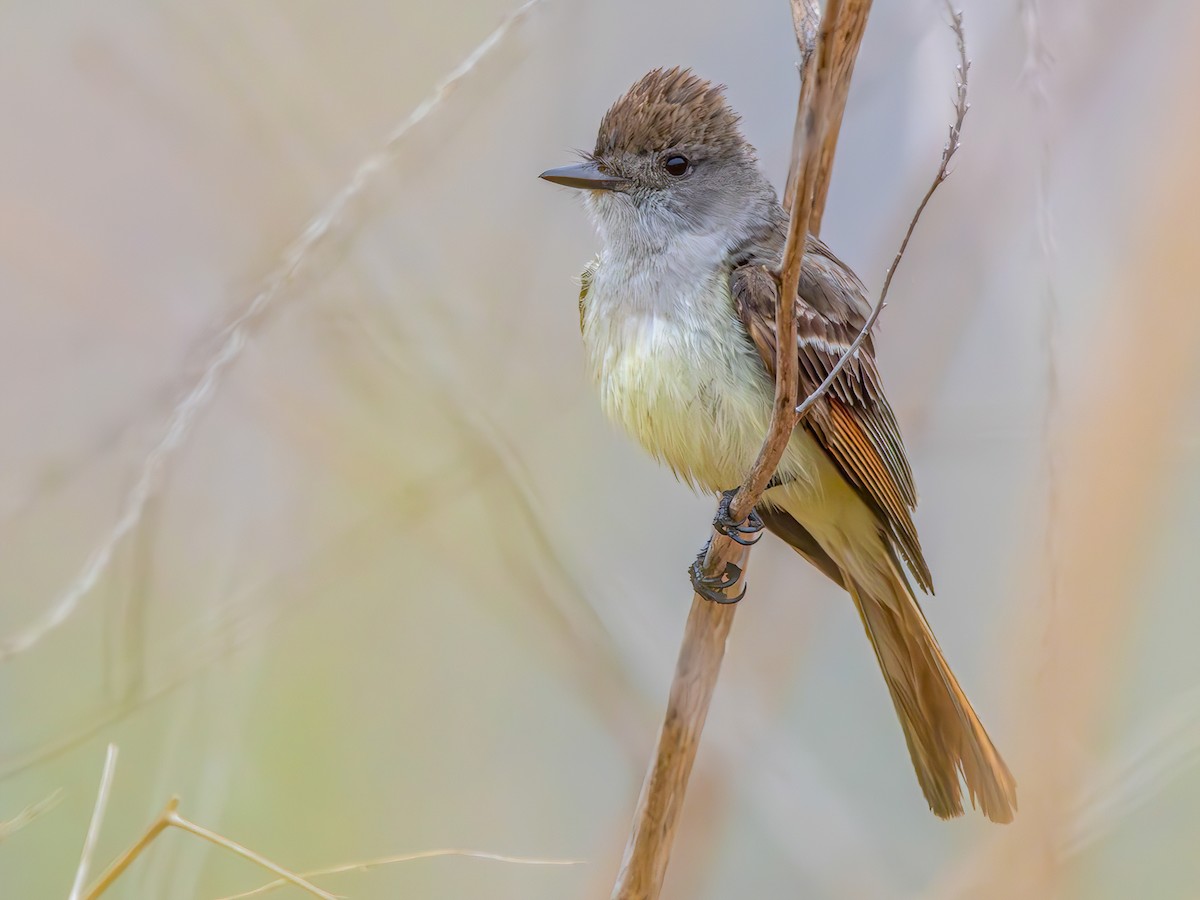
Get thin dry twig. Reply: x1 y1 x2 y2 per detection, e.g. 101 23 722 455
214 848 586 900
608 2 858 898
807 0 874 232
69 743 119 900
0 0 548 664
784 0 874 230
796 0 970 421
783 0 820 214
83 797 336 900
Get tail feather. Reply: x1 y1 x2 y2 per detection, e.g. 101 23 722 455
844 562 1017 824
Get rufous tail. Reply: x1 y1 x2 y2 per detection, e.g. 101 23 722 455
844 559 1017 823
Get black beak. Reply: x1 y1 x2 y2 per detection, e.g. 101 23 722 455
539 161 628 191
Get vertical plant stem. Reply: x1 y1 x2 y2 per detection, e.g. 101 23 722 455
608 2 874 897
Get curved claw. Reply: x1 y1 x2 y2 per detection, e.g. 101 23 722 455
713 489 764 546
689 550 746 605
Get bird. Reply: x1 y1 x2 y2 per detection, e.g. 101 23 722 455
539 67 1016 823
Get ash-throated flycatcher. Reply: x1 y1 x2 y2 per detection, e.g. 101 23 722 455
540 68 1016 823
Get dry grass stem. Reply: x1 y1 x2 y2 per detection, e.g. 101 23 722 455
784 0 871 224
609 2 860 898
807 0 872 232
783 0 820 214
215 848 586 900
786 0 875 230
0 0 548 664
83 796 335 900
68 743 119 900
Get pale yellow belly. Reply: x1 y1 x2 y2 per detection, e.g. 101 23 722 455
585 307 825 499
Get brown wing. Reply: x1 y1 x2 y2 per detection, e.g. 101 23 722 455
731 239 933 593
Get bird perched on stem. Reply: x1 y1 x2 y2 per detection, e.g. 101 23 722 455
540 67 1016 823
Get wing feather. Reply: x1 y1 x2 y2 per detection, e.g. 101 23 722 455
731 239 933 593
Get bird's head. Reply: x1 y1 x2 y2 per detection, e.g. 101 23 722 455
540 68 777 256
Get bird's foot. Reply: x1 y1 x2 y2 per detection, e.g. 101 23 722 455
689 543 746 605
713 489 763 546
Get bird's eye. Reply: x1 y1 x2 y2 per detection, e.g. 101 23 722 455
663 155 689 177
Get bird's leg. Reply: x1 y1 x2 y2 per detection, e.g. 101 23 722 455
689 541 746 604
712 488 764 546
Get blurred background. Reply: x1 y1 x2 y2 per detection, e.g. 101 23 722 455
2 0 1198 897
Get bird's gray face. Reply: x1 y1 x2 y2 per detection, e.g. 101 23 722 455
541 146 773 257
541 68 778 259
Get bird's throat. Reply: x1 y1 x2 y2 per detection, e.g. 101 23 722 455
581 258 780 493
